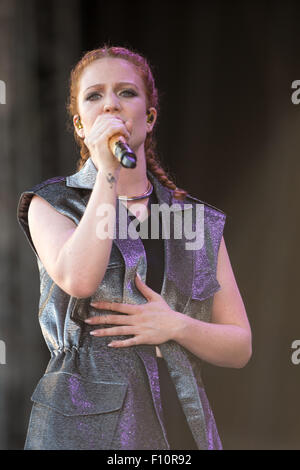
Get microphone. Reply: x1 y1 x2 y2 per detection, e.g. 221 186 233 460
109 134 137 169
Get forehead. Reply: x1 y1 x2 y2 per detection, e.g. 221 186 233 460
78 57 145 94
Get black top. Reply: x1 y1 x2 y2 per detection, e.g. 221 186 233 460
136 190 165 293
128 191 198 450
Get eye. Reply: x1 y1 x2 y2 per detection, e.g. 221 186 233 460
120 89 137 97
85 92 101 101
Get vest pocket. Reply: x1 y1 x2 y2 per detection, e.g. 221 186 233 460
31 371 127 415
26 372 127 449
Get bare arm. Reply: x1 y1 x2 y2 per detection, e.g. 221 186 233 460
173 237 252 368
28 168 120 298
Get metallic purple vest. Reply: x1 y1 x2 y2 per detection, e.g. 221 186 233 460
17 157 226 450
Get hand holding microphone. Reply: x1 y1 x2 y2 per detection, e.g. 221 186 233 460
108 134 136 169
83 115 136 172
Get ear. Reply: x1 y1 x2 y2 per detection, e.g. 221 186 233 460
73 114 85 139
146 107 157 133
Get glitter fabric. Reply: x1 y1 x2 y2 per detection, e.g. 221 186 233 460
17 157 226 450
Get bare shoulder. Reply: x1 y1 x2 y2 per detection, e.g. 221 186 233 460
28 194 76 279
28 194 76 232
212 237 251 334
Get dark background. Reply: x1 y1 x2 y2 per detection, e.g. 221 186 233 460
1 0 300 449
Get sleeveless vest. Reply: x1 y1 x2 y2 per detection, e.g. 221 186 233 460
17 157 226 450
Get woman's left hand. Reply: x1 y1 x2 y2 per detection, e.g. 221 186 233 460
84 274 183 347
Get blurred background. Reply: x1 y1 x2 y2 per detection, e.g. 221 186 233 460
1 0 300 450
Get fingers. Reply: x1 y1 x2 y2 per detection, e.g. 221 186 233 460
86 115 131 146
108 337 139 348
85 314 134 325
135 273 160 301
90 325 136 337
89 301 138 315
124 118 133 134
85 124 130 149
88 276 160 318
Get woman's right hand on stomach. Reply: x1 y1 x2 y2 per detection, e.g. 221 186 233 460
84 115 132 173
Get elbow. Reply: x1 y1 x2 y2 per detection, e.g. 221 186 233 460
59 275 103 299
66 286 95 299
234 351 252 369
233 334 252 369
53 252 108 299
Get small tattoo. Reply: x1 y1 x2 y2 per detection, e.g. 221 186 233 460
106 173 116 188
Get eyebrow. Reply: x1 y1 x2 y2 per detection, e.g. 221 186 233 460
83 82 139 94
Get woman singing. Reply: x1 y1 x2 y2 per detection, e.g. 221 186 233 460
17 45 252 450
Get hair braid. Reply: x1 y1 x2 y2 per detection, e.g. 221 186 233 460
145 137 187 201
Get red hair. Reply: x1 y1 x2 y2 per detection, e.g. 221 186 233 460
67 45 187 200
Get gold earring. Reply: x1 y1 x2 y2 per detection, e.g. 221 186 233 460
76 117 83 129
147 112 154 124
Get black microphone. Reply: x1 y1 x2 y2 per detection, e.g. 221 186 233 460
109 135 137 169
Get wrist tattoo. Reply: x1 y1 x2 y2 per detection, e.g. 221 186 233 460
106 173 116 188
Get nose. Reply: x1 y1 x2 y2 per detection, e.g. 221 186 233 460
103 94 121 113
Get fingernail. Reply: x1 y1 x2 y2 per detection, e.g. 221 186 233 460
136 272 141 279
84 318 92 323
